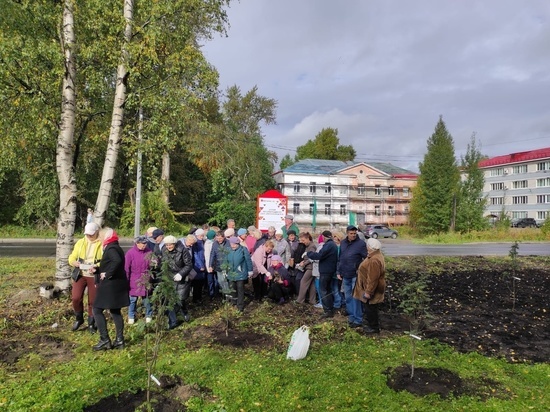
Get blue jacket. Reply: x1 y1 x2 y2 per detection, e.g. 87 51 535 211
210 239 230 272
225 245 253 281
307 238 338 275
337 236 368 278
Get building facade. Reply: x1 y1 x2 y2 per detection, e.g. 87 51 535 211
273 159 417 232
479 147 550 225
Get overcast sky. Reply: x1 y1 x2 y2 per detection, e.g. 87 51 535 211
202 0 550 172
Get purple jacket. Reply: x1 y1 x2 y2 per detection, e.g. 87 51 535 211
125 244 153 297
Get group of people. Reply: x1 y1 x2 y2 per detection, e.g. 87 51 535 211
68 214 387 351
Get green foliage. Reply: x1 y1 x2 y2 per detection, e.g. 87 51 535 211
279 153 296 170
540 215 550 236
410 116 460 235
295 127 356 161
455 134 489 233
118 190 188 234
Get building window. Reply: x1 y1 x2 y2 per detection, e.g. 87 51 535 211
404 206 410 214
374 185 381 196
491 182 504 190
512 211 527 219
293 203 300 214
388 186 395 196
310 182 316 193
536 178 550 187
490 197 504 205
490 168 504 176
309 203 315 214
512 180 528 189
324 183 331 193
537 195 550 204
403 187 409 197
293 181 300 193
388 206 395 216
513 165 527 174
324 204 331 215
374 205 381 216
538 211 548 220
340 205 346 215
357 184 365 195
512 196 528 204
537 161 550 171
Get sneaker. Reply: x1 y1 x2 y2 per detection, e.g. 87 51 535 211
313 303 323 309
363 326 380 334
128 318 135 325
145 317 152 323
348 322 362 329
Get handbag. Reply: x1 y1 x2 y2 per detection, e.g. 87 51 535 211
71 258 84 282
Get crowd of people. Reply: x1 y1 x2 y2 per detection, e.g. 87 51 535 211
68 214 386 350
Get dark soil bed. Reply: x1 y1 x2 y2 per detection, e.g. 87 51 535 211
385 365 507 399
385 256 550 363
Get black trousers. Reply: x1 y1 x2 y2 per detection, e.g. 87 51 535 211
252 275 267 300
362 302 381 330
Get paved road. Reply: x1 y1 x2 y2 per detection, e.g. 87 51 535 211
0 238 548 257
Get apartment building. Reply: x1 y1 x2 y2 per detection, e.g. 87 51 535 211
479 147 550 225
273 159 417 231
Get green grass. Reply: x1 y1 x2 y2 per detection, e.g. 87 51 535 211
0 257 548 412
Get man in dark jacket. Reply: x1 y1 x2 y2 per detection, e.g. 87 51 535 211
208 230 231 295
161 235 193 328
307 230 339 318
337 225 368 328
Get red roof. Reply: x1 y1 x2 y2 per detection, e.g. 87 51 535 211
478 147 550 168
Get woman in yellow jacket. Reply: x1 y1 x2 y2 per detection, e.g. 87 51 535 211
68 222 103 332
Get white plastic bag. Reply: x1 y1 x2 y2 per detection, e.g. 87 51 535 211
286 325 310 360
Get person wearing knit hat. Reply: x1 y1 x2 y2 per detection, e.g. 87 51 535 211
162 233 193 329
203 229 218 300
266 253 293 304
224 228 235 238
237 228 247 237
354 237 386 334
224 233 253 312
194 228 205 238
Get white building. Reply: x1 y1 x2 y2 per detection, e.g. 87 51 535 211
273 159 417 232
479 147 550 225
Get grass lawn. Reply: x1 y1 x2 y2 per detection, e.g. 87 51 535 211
0 257 548 412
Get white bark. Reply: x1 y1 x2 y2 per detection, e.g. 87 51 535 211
161 151 170 204
55 0 78 291
94 0 134 227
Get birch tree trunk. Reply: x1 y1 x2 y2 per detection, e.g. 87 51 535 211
94 0 134 227
55 0 77 291
161 151 170 204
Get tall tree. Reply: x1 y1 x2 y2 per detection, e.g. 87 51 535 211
295 127 356 161
93 0 134 227
55 0 78 291
279 153 295 170
410 116 460 234
206 85 277 225
455 134 488 233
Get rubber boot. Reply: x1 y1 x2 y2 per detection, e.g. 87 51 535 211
93 334 112 351
72 312 84 331
87 316 97 333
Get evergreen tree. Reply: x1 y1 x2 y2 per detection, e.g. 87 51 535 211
410 116 460 234
455 134 489 233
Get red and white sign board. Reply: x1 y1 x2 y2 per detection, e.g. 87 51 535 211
257 189 287 232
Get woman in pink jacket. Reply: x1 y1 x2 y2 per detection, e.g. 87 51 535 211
251 240 274 301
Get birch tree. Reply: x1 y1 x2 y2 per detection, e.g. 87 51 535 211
55 0 78 290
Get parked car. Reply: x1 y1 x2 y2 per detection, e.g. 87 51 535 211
364 225 398 239
511 218 540 228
